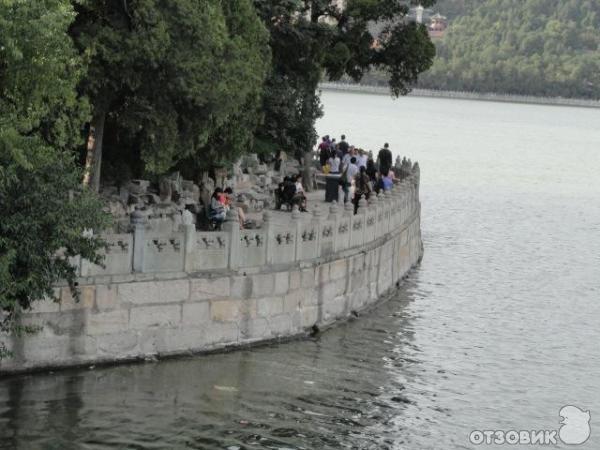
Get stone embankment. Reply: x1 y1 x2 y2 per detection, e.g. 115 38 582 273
0 166 423 374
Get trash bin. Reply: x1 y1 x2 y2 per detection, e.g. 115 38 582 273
325 174 341 202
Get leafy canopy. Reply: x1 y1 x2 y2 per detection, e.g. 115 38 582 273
255 0 437 158
0 0 109 352
72 0 271 177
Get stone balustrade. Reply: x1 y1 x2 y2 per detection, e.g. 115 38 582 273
76 168 420 279
0 165 422 374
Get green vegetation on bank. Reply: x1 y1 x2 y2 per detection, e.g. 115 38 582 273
0 1 109 356
0 0 436 354
420 0 600 99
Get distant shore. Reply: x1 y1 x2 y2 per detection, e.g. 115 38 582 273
320 82 600 109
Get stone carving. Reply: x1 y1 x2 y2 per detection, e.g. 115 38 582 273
169 238 181 252
302 229 316 242
322 226 333 238
353 221 363 231
151 239 167 252
339 223 348 234
106 240 129 254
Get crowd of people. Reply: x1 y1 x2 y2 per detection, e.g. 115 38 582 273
208 187 248 229
204 134 396 229
318 134 396 213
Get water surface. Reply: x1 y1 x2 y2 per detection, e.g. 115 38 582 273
1 92 599 449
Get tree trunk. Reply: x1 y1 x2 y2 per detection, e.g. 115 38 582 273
302 151 314 192
82 112 106 193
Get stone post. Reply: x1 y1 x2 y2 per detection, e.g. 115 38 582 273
224 207 240 270
344 200 353 246
131 208 147 273
263 210 274 265
358 197 368 244
368 195 378 243
182 210 196 272
328 201 339 253
312 204 323 257
376 192 385 239
384 190 393 234
291 205 302 261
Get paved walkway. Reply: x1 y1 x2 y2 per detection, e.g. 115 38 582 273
246 189 342 227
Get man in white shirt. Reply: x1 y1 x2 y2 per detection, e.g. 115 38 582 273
328 154 341 173
342 157 359 204
342 146 355 169
357 149 368 169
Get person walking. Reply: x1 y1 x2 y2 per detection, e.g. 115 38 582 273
353 166 372 214
341 156 359 204
377 142 393 177
338 134 349 156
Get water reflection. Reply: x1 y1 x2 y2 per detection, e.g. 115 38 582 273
0 279 427 449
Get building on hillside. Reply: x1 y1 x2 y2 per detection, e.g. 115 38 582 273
428 13 448 38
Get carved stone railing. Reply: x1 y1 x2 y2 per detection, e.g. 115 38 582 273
76 166 420 278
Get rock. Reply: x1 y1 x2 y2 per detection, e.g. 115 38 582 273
127 179 150 195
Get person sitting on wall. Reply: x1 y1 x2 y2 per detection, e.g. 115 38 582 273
209 187 227 228
224 187 249 229
382 172 394 191
328 152 341 174
275 176 300 211
294 174 308 212
353 166 372 214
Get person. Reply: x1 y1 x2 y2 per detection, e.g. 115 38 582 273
366 157 377 182
294 174 308 211
377 142 393 177
318 136 330 168
357 149 368 169
224 187 247 229
338 134 349 156
382 173 393 191
353 166 372 214
341 156 359 204
328 152 341 173
209 187 227 224
342 146 355 170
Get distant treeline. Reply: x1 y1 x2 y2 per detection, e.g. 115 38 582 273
365 0 600 100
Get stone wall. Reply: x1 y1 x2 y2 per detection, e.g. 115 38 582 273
0 170 423 374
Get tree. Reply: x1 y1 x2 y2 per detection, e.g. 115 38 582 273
0 0 109 356
418 0 600 99
72 0 270 189
254 0 437 189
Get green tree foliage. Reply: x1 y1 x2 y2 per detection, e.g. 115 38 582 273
0 0 109 354
72 0 270 188
255 0 437 162
419 0 600 99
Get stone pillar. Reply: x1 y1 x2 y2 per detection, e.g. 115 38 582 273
378 192 386 238
328 201 339 253
183 224 196 272
224 207 240 270
312 204 323 256
358 197 368 244
263 210 274 264
344 200 353 244
131 208 147 273
292 205 302 261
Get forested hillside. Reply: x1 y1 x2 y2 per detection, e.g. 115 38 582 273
418 0 600 99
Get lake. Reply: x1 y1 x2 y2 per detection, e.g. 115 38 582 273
1 91 599 449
